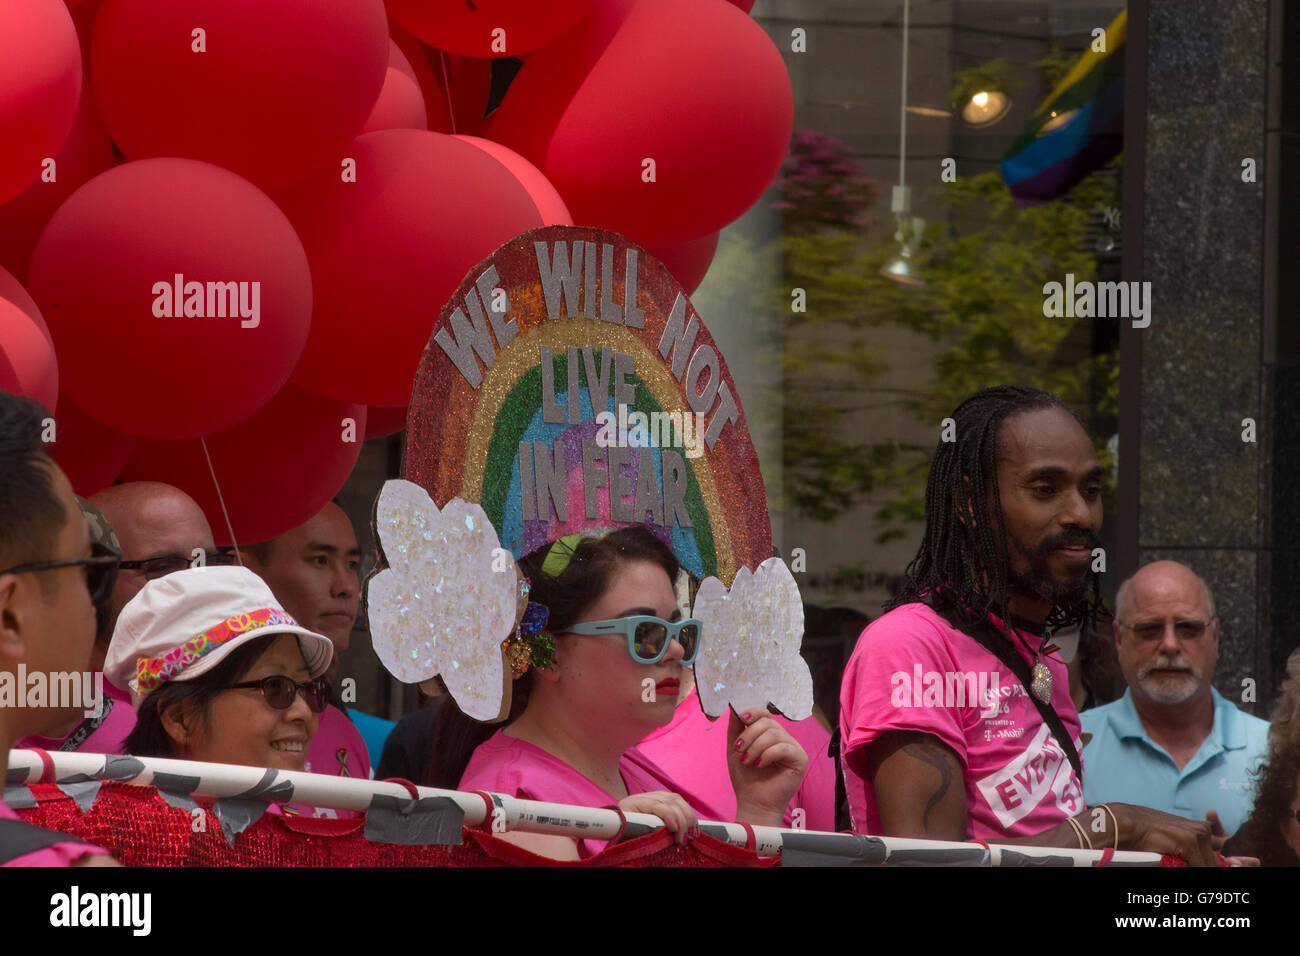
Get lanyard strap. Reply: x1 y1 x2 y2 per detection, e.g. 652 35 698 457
923 598 1084 785
58 694 116 752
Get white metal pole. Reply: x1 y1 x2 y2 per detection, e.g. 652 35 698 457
6 749 1162 865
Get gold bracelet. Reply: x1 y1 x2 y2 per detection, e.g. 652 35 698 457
1100 804 1120 850
1065 814 1091 850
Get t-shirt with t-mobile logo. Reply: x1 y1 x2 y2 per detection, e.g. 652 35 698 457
839 602 1084 840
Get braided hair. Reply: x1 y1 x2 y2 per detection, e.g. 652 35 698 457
887 385 1107 637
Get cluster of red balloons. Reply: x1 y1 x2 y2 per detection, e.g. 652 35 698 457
0 0 791 545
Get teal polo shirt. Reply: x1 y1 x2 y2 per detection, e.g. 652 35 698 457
1080 688 1270 837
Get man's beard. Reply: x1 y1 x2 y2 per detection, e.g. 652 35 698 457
1136 654 1203 705
1004 528 1097 622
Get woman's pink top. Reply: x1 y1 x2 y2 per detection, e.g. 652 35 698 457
459 729 726 858
637 686 835 831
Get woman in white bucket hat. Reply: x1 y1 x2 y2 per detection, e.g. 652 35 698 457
105 566 334 774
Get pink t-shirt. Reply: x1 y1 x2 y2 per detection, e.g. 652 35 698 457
459 730 726 858
16 678 136 756
839 602 1084 840
1 795 106 867
636 686 835 831
301 704 371 819
306 704 371 779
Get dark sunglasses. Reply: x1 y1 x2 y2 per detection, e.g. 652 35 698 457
0 541 120 607
118 549 238 580
568 615 703 665
226 675 331 714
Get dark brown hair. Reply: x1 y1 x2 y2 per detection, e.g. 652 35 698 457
422 525 679 788
0 392 63 573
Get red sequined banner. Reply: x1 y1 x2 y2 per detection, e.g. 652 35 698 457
16 783 776 867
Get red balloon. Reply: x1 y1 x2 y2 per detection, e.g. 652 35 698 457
0 0 82 205
361 67 427 133
390 23 450 132
389 23 492 135
0 78 112 282
49 393 134 496
386 0 597 58
454 135 571 226
726 0 756 11
0 298 58 411
90 0 389 192
364 403 407 440
0 348 19 397
646 231 720 296
275 129 543 406
488 0 793 247
121 384 367 547
0 264 51 341
387 38 417 83
69 0 101 73
27 158 314 440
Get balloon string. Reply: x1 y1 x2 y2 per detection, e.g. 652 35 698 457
437 49 458 135
199 435 241 562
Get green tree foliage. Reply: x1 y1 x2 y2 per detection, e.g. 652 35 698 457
770 129 1120 540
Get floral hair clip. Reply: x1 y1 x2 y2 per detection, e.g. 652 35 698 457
501 578 554 679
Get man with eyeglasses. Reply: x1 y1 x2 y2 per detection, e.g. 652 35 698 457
1 391 118 866
1081 560 1270 838
89 481 224 652
14 497 140 757
16 481 227 759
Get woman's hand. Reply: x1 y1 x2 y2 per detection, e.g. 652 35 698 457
727 707 808 827
618 791 698 845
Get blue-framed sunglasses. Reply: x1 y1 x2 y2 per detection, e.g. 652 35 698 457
567 615 703 665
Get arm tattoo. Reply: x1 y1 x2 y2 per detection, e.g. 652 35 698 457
896 731 954 832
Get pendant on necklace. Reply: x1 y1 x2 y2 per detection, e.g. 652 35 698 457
1030 659 1053 703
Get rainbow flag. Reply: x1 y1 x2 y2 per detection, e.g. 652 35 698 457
1000 10 1125 205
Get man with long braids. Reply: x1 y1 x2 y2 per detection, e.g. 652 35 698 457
839 385 1232 864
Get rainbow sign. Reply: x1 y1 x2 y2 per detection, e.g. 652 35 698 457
404 226 772 586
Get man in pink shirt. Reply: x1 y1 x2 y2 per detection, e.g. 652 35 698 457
0 392 116 866
839 386 1221 863
240 502 371 783
637 669 835 831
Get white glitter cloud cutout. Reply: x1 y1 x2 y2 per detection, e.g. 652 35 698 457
692 557 813 721
366 479 516 722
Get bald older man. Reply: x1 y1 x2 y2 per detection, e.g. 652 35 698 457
1080 560 1270 837
17 481 223 757
91 481 223 658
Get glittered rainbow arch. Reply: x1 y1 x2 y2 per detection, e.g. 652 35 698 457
404 226 772 585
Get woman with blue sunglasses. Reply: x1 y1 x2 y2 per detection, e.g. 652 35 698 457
431 526 809 860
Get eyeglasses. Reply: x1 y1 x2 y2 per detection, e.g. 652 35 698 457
226 675 331 714
1119 620 1213 642
568 615 703 665
0 542 120 607
118 549 238 580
